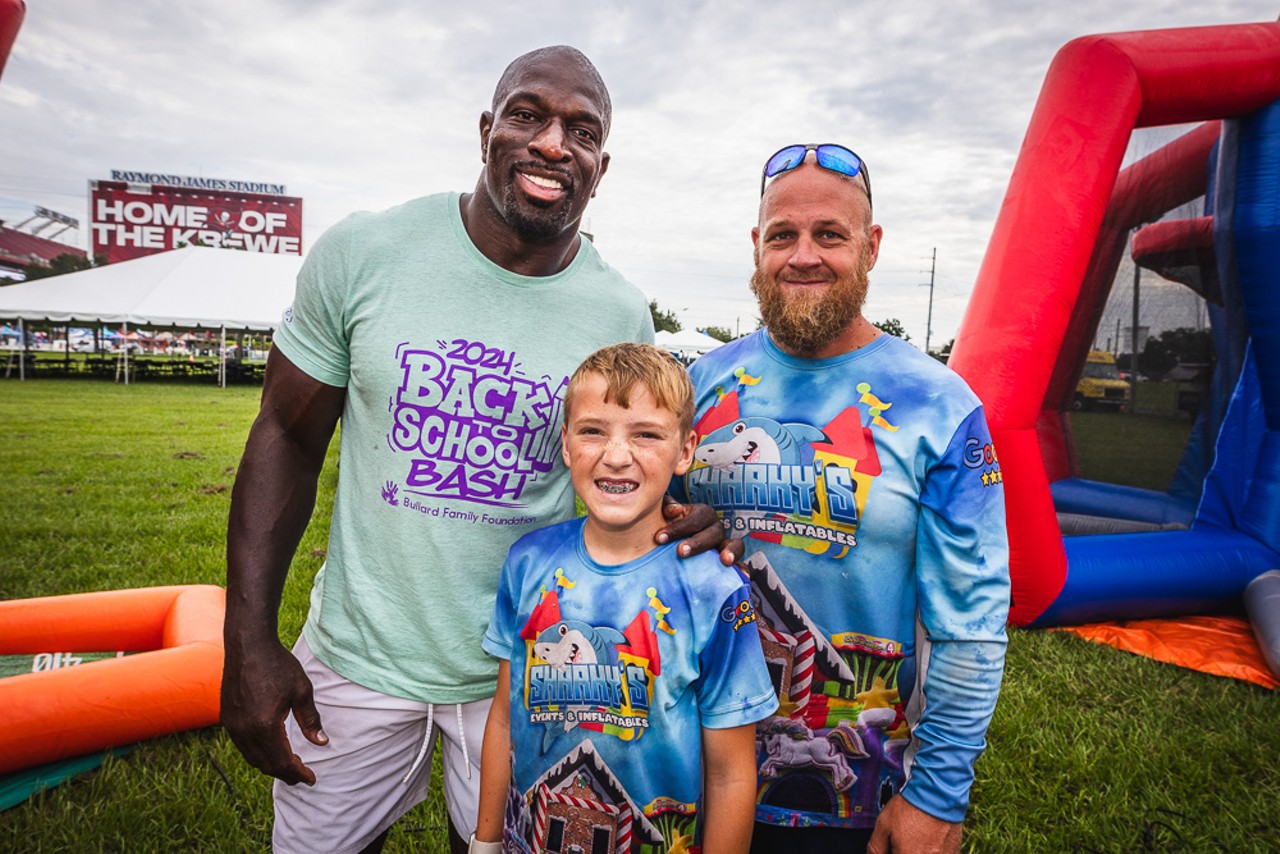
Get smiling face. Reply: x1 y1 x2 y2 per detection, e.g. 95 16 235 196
478 48 611 242
562 373 697 560
752 158 883 358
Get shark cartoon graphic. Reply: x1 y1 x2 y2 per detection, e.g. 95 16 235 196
531 620 627 753
695 417 828 471
534 620 625 668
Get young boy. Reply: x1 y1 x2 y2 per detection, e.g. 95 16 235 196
473 343 777 854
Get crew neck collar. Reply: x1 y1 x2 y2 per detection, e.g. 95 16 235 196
447 192 594 288
571 517 678 575
759 326 893 370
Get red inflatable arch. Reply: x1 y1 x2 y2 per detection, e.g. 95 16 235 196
948 23 1280 626
1039 122 1220 484
0 0 23 82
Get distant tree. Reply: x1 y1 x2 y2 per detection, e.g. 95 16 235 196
872 318 911 342
1125 327 1215 377
931 337 955 363
18 252 100 282
649 300 682 334
701 325 734 343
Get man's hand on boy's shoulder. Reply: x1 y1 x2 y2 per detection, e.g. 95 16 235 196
657 496 743 565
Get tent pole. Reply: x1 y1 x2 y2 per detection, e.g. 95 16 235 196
123 321 129 386
220 325 226 388
18 318 25 382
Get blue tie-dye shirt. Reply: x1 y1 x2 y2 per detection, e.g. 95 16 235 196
483 517 777 851
674 330 1010 829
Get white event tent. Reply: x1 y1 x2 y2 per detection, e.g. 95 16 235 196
0 246 302 384
0 245 301 330
655 328 725 359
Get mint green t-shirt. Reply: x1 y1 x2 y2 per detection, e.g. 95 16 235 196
272 193 654 703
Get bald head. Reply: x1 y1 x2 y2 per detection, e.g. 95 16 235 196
492 46 612 142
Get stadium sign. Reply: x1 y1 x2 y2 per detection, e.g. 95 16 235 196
89 179 303 264
109 169 287 195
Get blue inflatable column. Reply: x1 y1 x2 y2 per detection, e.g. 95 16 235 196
1228 101 1280 557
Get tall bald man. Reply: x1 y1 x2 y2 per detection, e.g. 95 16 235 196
222 46 729 853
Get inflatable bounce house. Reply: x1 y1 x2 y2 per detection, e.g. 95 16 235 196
949 22 1280 682
0 4 225 806
0 586 225 806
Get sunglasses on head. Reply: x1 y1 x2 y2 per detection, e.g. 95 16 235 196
760 143 872 208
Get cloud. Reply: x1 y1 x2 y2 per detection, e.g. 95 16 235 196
1 0 1275 342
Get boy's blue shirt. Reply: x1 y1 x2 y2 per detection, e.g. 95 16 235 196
674 330 1010 828
484 516 777 848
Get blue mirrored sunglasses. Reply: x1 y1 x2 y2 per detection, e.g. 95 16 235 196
760 143 872 208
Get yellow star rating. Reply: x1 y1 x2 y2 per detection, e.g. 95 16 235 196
981 468 1004 487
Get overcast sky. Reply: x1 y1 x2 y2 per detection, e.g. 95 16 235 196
1 1 1275 346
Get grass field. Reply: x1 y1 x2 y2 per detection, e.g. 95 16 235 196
1069 407 1194 493
1 380 1277 851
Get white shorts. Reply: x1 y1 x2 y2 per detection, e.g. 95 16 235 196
272 635 492 854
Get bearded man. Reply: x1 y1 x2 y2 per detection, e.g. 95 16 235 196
676 145 1011 853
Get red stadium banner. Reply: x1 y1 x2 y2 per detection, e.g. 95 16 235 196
89 180 302 264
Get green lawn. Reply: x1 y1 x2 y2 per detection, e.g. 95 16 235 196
1 380 1276 851
1069 407 1194 492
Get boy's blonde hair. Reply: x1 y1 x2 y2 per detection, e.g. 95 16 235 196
564 343 695 432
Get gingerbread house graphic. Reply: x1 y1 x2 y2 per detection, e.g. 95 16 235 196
742 551 857 720
742 551 909 820
525 739 664 854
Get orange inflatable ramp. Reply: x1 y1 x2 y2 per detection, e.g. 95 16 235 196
1060 616 1280 691
0 585 225 775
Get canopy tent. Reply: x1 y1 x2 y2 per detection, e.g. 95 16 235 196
0 246 302 385
655 328 725 358
0 245 301 331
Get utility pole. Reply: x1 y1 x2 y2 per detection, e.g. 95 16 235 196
920 247 937 354
1130 256 1140 415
